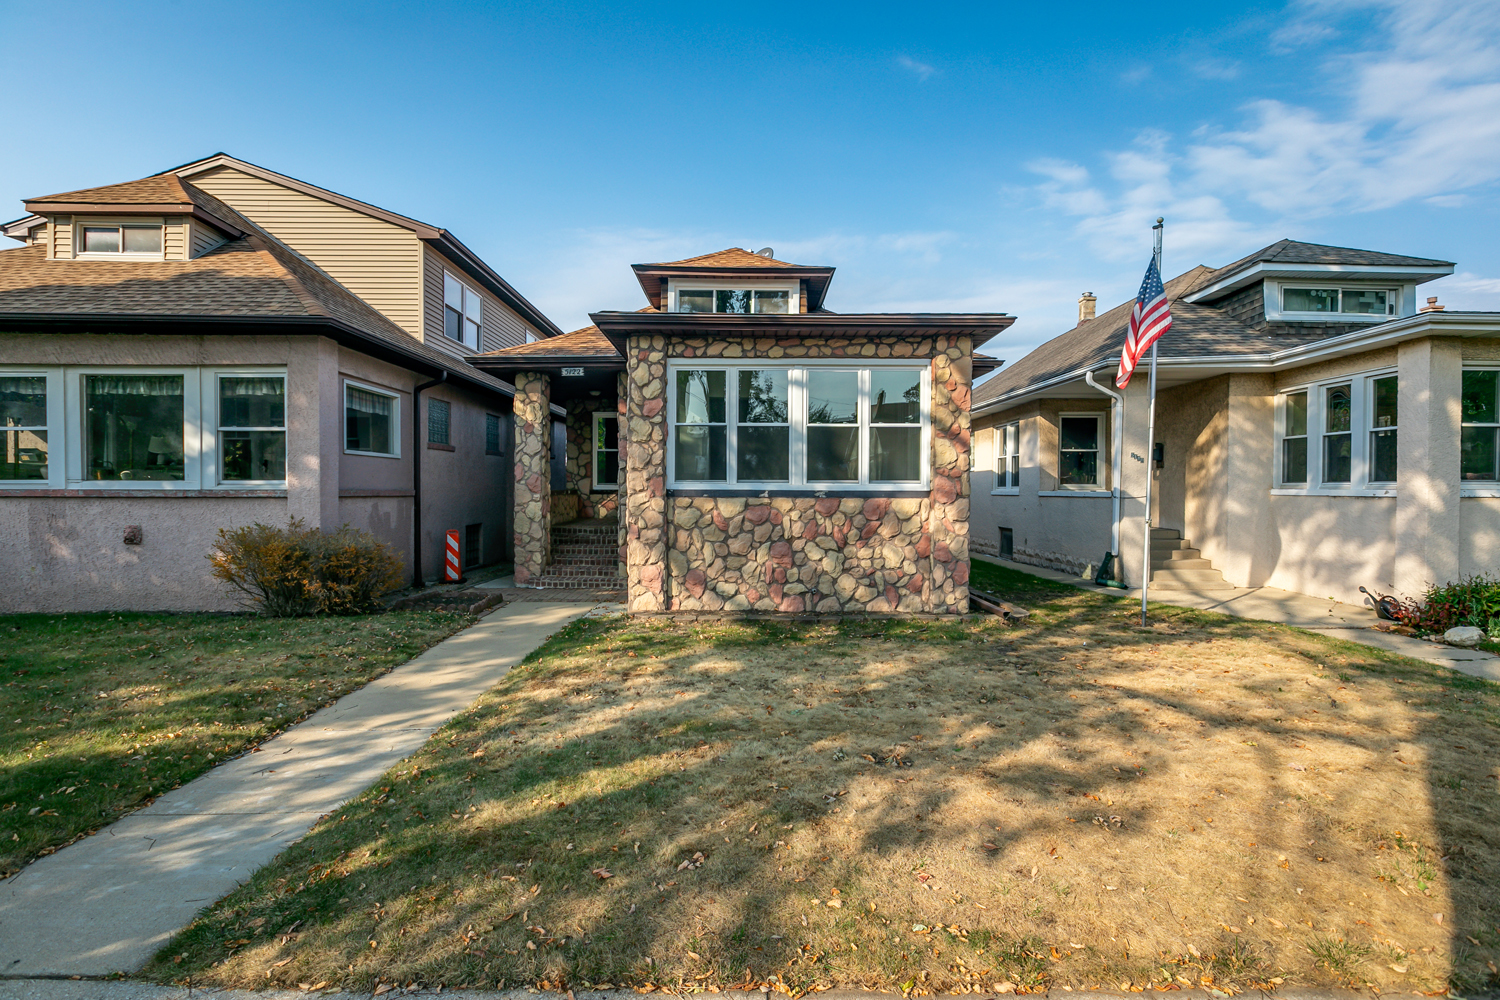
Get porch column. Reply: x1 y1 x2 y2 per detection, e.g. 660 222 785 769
617 371 627 584
625 336 668 612
512 372 551 586
1394 337 1463 598
929 336 972 613
1221 373 1275 587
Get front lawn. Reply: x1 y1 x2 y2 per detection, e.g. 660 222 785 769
1 610 474 877
151 565 1500 995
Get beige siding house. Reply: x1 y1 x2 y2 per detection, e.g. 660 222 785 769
971 240 1499 607
0 155 561 612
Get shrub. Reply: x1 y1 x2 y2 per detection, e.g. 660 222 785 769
210 519 404 616
1390 574 1500 635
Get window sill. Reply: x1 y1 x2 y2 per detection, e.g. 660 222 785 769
0 488 287 498
345 449 401 460
591 485 620 493
426 442 455 452
990 488 1020 496
667 485 930 498
1270 488 1397 497
1039 489 1110 497
1462 487 1500 498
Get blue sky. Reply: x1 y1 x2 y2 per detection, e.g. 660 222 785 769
4 0 1500 369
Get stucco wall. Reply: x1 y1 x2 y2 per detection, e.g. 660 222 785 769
1 496 287 612
1264 495 1397 602
622 332 972 614
1460 499 1500 580
415 380 512 578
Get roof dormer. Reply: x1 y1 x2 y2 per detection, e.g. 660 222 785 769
22 174 244 261
630 248 836 313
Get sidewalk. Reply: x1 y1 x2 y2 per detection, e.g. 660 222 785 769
978 555 1500 683
0 601 601 978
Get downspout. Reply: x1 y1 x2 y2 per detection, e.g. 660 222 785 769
1084 369 1125 586
410 371 448 589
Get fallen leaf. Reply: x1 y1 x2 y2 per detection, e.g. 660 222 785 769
592 868 613 879
826 899 843 908
373 986 393 996
1389 965 1408 974
993 983 1017 994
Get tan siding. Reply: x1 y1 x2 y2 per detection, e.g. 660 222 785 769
189 220 227 258
49 216 71 259
421 245 535 353
164 217 187 260
186 166 424 336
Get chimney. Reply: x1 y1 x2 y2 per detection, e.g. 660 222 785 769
1420 296 1445 312
1078 292 1097 324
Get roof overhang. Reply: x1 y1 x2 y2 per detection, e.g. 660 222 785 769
167 153 563 338
2 214 44 243
974 311 1500 417
1183 261 1455 303
630 264 836 311
0 312 558 409
20 200 246 239
592 310 1013 343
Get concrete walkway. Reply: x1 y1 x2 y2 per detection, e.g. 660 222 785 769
0 601 599 978
978 555 1500 683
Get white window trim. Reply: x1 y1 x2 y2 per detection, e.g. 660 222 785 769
1274 367 1398 495
1056 411 1104 489
344 378 402 459
0 368 62 488
592 410 618 489
442 271 483 349
1040 489 1112 498
1264 280 1403 323
667 278 800 314
664 359 930 491
210 369 288 488
991 420 1020 495
1461 365 1500 486
71 217 167 261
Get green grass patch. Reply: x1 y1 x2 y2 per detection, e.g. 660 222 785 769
0 610 472 876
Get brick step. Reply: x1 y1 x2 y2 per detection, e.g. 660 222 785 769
541 564 624 577
533 577 627 590
550 543 620 557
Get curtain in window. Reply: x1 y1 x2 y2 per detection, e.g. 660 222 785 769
347 387 392 415
84 376 183 396
220 377 284 397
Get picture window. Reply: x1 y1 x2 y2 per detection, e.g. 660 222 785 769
85 375 184 482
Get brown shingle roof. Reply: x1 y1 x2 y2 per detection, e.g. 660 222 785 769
974 266 1325 408
1210 239 1454 278
472 325 620 361
647 247 806 269
26 174 201 207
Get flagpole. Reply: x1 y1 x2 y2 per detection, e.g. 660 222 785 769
1141 218 1163 627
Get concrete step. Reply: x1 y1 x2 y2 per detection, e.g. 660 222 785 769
1153 547 1203 561
1150 527 1182 540
1150 538 1193 552
1149 568 1235 590
1151 557 1213 570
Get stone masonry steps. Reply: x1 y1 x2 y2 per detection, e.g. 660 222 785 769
1148 528 1234 591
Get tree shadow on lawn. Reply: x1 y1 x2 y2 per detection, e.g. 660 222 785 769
147 579 1500 996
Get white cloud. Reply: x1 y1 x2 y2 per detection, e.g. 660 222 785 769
897 55 936 81
1032 0 1500 264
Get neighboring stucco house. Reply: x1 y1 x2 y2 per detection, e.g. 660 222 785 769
472 248 1012 614
0 154 561 612
970 239 1500 606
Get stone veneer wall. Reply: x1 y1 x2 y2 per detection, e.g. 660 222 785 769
623 333 972 614
511 372 551 585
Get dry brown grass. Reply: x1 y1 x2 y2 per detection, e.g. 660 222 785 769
149 567 1500 995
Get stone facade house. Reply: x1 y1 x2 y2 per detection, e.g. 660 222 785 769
0 155 560 612
473 249 1011 614
969 239 1500 607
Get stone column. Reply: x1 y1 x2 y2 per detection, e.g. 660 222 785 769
512 372 551 586
1395 337 1463 598
616 371 627 584
624 336 668 611
928 335 973 613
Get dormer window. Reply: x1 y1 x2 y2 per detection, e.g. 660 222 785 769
676 288 791 314
1282 286 1396 316
79 224 162 256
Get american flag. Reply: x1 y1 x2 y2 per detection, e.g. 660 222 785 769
1115 256 1172 388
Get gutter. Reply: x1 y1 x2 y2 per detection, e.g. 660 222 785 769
410 371 447 589
1084 370 1125 586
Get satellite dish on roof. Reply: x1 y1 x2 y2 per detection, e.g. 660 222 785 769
756 247 775 258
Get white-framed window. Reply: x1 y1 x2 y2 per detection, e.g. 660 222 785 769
0 365 289 490
345 380 400 458
443 271 482 348
1057 413 1101 487
993 421 1019 492
666 362 929 489
1462 368 1500 483
217 374 286 484
669 280 798 315
1 373 51 482
593 411 618 488
74 221 164 259
1280 285 1398 318
1275 368 1398 492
